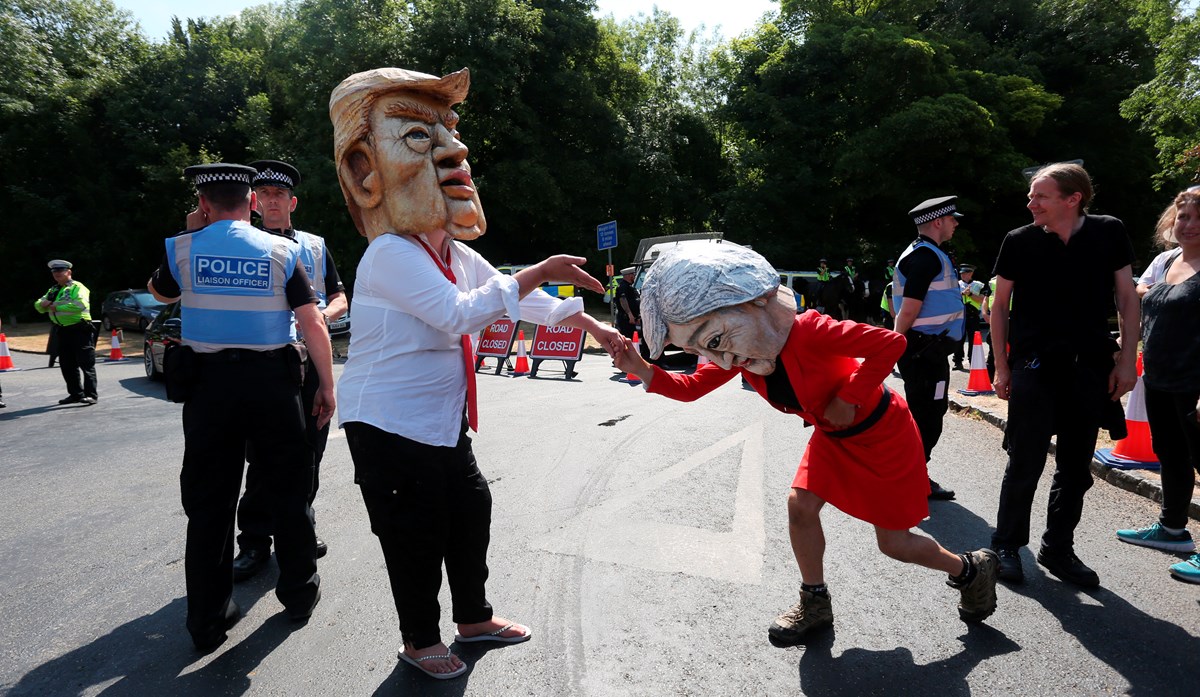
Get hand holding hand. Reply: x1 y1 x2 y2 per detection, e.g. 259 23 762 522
590 323 625 358
612 339 652 384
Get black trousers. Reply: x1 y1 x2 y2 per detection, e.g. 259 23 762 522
991 355 1109 552
180 351 318 643
238 359 327 551
897 342 951 462
346 420 493 650
1144 386 1200 530
56 322 96 399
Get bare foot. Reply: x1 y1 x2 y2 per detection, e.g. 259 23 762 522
456 615 531 641
402 641 464 675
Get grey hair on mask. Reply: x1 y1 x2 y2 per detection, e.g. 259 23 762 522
641 244 780 358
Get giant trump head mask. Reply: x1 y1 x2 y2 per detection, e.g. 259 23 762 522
330 67 486 241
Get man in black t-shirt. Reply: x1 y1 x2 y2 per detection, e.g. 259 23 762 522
988 163 1139 588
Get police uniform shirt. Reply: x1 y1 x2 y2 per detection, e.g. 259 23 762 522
896 234 951 302
149 248 318 311
265 227 345 299
992 215 1134 358
615 278 640 317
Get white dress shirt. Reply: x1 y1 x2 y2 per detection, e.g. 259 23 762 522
337 233 582 446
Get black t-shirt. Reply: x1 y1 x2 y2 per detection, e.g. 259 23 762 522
896 235 948 300
992 215 1133 358
615 279 640 317
150 236 317 309
1141 256 1200 392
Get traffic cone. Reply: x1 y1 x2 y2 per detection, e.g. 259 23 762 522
104 329 129 362
957 331 994 396
1096 352 1158 469
0 333 16 371
622 331 643 384
511 329 530 376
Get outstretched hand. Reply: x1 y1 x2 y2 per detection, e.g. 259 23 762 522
535 255 606 295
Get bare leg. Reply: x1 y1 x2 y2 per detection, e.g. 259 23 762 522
874 527 965 576
787 488 828 584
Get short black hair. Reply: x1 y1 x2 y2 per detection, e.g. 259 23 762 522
201 183 252 211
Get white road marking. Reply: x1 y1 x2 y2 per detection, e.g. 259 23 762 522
534 422 766 584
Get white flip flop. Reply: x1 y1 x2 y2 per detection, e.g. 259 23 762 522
454 622 532 644
397 649 468 680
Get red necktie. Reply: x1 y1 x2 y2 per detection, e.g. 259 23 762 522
417 238 479 431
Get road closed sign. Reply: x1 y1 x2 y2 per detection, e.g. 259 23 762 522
530 324 586 361
477 318 516 358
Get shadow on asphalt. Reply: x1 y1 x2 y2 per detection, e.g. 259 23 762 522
1008 578 1200 695
796 625 1019 696
8 582 286 696
118 375 169 400
370 641 514 696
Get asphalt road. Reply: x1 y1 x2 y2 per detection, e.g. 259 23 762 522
1 349 1198 696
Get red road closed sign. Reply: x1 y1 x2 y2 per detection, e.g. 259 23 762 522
530 324 585 361
477 318 516 358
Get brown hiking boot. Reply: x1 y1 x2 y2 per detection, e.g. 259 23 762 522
949 548 999 623
768 590 833 644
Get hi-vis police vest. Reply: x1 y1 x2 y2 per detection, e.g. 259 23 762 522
293 229 328 306
36 281 91 326
893 239 964 341
167 220 300 352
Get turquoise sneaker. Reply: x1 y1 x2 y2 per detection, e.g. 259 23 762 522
1115 523 1195 553
1169 554 1200 584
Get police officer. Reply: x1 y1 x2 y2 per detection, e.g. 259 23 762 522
148 163 335 652
893 196 966 501
34 259 97 405
614 266 640 339
955 265 985 370
229 160 348 581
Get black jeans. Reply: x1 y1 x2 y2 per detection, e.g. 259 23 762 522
346 420 494 650
239 359 326 551
992 355 1109 552
897 340 951 462
180 351 318 642
56 322 96 399
1143 386 1200 530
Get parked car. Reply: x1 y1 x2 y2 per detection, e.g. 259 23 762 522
327 308 351 336
143 302 348 380
102 289 167 331
142 301 181 381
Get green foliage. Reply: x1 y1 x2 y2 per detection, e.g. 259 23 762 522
0 0 1187 320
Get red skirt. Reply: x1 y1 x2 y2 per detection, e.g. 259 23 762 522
791 389 930 529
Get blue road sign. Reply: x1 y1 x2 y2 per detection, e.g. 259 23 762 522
597 221 618 251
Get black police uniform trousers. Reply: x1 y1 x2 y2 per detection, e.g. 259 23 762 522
991 352 1110 553
181 349 319 642
1142 386 1200 530
237 357 326 552
345 418 494 651
896 334 952 462
56 322 97 399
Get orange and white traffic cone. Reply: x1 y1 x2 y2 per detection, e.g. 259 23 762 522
0 333 16 371
622 331 643 384
511 329 530 376
957 331 994 396
1096 352 1158 469
104 329 129 362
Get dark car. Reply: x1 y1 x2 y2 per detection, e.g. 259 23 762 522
142 302 346 380
102 289 166 331
142 301 180 381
